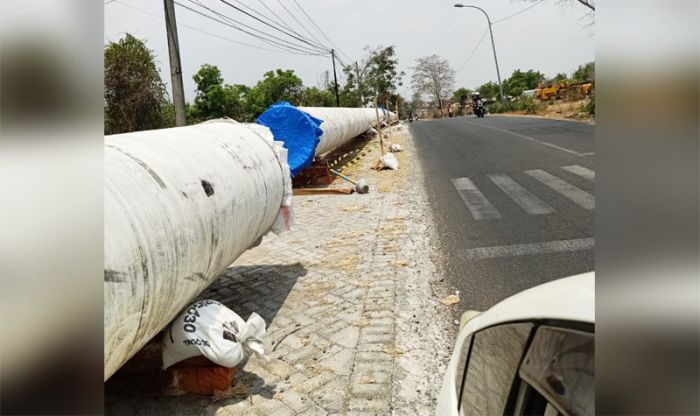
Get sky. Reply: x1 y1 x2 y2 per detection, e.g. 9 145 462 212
104 0 595 102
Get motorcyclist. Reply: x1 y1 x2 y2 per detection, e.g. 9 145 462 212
471 92 484 117
471 92 483 108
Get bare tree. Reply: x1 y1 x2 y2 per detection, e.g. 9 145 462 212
518 0 593 10
317 70 330 90
411 55 455 116
515 0 594 25
574 0 594 10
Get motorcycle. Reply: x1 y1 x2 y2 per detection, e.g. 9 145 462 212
473 101 486 118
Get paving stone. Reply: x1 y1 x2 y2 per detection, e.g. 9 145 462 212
357 342 391 352
309 378 347 412
104 126 454 416
294 371 335 394
296 405 328 416
268 404 296 416
350 381 392 399
219 399 253 414
284 345 319 364
291 313 315 326
317 348 355 376
276 389 310 413
361 325 394 335
358 333 393 344
264 359 298 380
355 351 393 363
347 396 392 413
329 325 359 348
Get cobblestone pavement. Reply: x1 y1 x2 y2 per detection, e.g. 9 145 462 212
106 124 456 415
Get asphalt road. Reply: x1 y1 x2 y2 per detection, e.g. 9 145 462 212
410 115 594 311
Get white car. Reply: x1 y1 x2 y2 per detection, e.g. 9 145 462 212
436 272 594 416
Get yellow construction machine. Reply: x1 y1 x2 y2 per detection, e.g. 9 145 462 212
535 81 593 101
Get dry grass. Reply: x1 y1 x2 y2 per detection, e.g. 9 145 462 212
506 98 594 123
383 345 405 356
390 259 410 268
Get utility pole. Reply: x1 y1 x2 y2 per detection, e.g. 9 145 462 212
454 4 505 101
164 0 186 126
331 49 340 107
355 61 364 105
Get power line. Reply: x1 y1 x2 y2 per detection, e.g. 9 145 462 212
256 0 300 34
217 0 330 53
492 0 546 24
280 0 329 52
290 0 351 61
228 0 329 52
274 0 330 52
112 0 300 55
456 28 489 73
188 0 326 53
178 0 326 55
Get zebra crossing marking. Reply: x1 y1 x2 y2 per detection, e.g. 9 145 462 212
451 177 502 220
524 169 595 210
487 173 556 215
562 165 595 181
460 237 595 261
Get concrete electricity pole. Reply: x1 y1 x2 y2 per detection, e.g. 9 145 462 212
454 4 505 101
164 0 187 126
331 49 340 107
355 61 364 104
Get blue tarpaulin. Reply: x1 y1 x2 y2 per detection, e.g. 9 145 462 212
256 102 324 177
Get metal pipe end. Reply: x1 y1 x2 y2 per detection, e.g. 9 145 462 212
355 180 369 194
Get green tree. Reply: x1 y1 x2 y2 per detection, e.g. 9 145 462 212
407 91 424 117
247 69 304 117
453 87 473 105
339 68 364 107
478 81 500 100
572 61 595 82
104 33 169 134
301 86 335 106
191 64 250 122
550 72 569 84
503 69 545 97
364 46 404 106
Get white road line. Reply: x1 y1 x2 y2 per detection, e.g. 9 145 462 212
460 238 594 261
562 165 595 181
525 169 595 209
464 121 590 157
488 173 556 215
452 177 502 220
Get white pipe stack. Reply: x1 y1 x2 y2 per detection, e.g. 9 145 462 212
104 120 292 380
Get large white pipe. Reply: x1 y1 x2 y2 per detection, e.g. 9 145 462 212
256 104 396 176
298 107 379 156
104 120 292 380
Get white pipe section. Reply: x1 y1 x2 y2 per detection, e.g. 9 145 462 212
104 120 292 380
299 107 396 156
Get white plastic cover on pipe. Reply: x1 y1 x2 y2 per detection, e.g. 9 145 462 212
104 119 292 380
298 107 380 156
